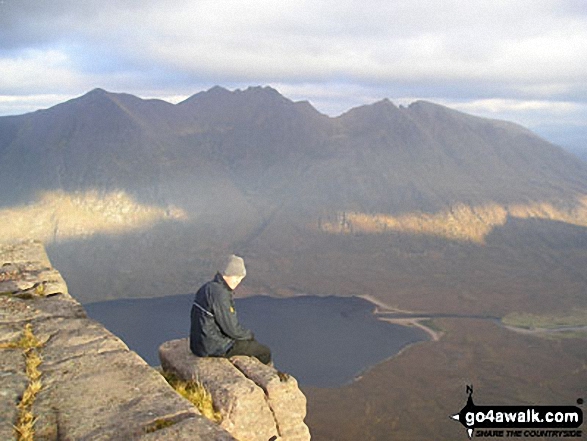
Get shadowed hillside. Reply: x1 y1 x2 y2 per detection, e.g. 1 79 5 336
2 86 585 211
1 85 586 313
2 86 586 440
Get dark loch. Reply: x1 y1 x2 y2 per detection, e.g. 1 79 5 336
84 294 428 387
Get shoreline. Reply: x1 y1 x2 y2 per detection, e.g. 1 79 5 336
377 316 443 341
358 294 413 314
357 294 443 341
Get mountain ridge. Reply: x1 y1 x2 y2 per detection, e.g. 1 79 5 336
1 85 587 313
2 85 586 212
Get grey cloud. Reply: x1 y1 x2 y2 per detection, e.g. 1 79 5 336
2 0 585 87
0 0 585 143
0 0 153 49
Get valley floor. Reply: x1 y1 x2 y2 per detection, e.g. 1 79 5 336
303 318 587 440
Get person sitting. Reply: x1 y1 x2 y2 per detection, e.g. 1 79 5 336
189 254 272 365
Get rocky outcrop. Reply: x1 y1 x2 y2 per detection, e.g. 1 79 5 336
159 338 311 441
0 241 235 440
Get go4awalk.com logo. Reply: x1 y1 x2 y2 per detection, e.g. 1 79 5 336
450 385 584 439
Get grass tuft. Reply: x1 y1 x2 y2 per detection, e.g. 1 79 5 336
34 282 46 296
0 323 43 350
13 412 36 441
1 323 45 441
160 371 221 423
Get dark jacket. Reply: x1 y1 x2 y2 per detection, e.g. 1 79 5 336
189 273 253 357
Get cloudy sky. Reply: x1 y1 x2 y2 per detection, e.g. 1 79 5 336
1 0 586 149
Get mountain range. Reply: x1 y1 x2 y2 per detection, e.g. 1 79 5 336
2 86 586 440
2 86 585 210
1 85 586 315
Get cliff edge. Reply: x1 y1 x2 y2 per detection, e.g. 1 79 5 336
0 241 236 440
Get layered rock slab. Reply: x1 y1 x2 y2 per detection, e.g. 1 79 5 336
159 338 311 441
0 241 236 440
231 356 310 441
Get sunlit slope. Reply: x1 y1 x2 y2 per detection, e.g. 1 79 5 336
1 86 587 309
0 190 186 243
320 196 587 243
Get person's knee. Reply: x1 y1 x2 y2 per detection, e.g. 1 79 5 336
258 344 272 365
258 353 271 365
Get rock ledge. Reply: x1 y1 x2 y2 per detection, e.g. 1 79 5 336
160 338 311 441
0 241 235 440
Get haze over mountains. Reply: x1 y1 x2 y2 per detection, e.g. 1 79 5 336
571 148 587 163
2 86 586 439
2 86 585 210
1 85 586 315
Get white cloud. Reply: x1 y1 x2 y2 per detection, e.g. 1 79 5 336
453 99 580 115
133 0 584 85
5 0 578 87
0 49 79 93
0 0 586 146
0 93 77 115
441 98 587 131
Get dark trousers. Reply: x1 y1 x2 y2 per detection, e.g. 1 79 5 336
225 339 272 365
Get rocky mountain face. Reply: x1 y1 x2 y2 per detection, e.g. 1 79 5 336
1 86 586 316
3 86 584 212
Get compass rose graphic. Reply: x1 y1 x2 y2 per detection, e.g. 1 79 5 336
450 385 476 439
